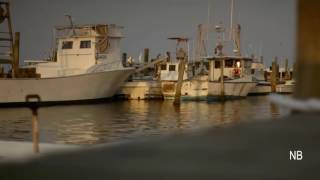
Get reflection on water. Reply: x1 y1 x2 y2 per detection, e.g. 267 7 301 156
0 95 290 144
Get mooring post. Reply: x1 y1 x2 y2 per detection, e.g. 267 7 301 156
144 48 149 64
220 58 225 100
271 59 277 93
31 106 39 153
295 0 320 100
26 95 41 153
173 51 186 105
284 58 289 80
122 53 127 67
209 60 214 81
12 32 20 78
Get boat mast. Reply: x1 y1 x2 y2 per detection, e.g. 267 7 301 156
207 0 211 42
229 0 234 41
229 0 241 56
0 1 17 78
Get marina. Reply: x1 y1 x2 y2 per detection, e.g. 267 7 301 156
2 0 320 179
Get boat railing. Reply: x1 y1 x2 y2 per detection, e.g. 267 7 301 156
55 24 124 39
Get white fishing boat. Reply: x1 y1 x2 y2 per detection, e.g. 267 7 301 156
184 1 256 100
276 80 295 94
276 66 295 94
160 61 188 99
249 60 271 95
201 1 255 99
158 37 189 100
0 3 134 104
206 55 256 99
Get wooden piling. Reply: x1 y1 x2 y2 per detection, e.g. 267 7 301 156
122 53 127 67
144 48 149 64
32 108 39 153
271 60 277 93
295 0 320 99
12 32 20 78
26 94 41 153
284 58 289 80
220 58 225 99
173 51 187 105
209 60 214 81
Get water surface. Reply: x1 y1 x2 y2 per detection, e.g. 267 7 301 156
0 95 289 144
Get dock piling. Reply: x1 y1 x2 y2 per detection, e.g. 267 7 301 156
144 48 149 64
295 0 320 100
31 106 39 153
26 94 41 153
271 58 277 93
220 58 225 100
12 32 20 78
173 51 187 105
284 58 289 80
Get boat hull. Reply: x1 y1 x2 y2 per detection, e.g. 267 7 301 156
116 80 162 100
249 83 271 95
181 80 208 101
161 81 177 100
208 81 257 99
276 84 294 94
0 69 134 104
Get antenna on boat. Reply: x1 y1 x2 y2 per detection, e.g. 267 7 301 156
229 0 234 41
207 0 211 42
65 14 76 36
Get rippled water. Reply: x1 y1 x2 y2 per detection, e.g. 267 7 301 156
0 95 289 144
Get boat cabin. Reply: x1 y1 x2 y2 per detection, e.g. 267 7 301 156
207 56 253 81
159 62 188 81
25 24 124 78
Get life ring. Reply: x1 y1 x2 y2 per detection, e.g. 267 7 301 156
232 68 241 76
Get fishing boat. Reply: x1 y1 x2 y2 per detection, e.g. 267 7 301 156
249 59 271 95
157 37 189 100
206 55 256 99
0 2 134 104
276 65 295 94
183 0 257 100
183 22 256 100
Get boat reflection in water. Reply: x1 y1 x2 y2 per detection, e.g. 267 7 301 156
0 96 290 144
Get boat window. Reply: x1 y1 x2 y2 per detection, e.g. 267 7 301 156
80 40 91 49
161 64 167 70
215 61 221 68
62 41 73 49
225 59 234 68
169 65 176 71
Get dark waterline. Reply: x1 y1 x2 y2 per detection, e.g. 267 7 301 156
0 95 289 144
